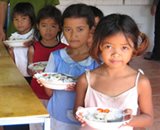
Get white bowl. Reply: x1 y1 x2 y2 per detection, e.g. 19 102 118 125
34 72 76 90
28 61 48 72
76 107 131 130
3 39 31 47
40 80 70 90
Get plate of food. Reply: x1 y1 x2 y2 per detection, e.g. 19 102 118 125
28 61 48 73
34 72 76 90
76 107 131 130
3 39 32 47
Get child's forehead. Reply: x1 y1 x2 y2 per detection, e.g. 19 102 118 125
102 32 134 46
63 17 88 26
13 13 29 17
40 17 56 22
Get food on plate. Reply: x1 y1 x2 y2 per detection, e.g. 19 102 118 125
83 108 123 122
28 61 47 72
76 107 131 130
34 72 76 90
34 72 76 84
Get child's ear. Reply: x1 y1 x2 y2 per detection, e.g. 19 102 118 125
36 24 39 30
99 44 103 51
90 26 95 34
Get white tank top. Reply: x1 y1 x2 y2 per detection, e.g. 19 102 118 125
80 69 144 130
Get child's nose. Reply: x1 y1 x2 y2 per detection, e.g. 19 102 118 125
70 30 78 38
17 20 23 25
112 53 120 58
112 48 121 57
46 27 52 32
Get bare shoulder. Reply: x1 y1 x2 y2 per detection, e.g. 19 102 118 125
138 73 152 94
76 68 100 89
28 44 34 53
76 72 88 89
139 74 151 86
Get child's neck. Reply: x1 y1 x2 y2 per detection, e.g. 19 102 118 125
101 64 131 78
18 28 32 35
41 39 58 47
66 45 90 62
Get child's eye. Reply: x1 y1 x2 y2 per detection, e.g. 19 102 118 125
51 25 56 28
13 18 18 21
104 44 112 49
64 28 71 32
77 28 84 32
41 24 47 27
122 46 129 51
22 17 26 20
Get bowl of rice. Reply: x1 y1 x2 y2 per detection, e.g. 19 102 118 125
76 107 131 130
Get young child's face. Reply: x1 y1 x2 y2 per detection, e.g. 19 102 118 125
37 18 60 41
100 32 134 68
63 17 91 48
13 14 32 34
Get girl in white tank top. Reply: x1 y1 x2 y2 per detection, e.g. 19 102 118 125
74 14 153 130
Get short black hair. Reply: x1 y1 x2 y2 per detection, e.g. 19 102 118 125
36 5 61 26
62 3 95 29
36 5 62 41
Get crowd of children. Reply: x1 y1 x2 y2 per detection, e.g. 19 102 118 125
2 2 153 130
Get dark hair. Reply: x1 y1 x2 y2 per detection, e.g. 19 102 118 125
62 3 95 29
12 2 36 27
89 5 104 19
90 13 149 63
36 5 62 41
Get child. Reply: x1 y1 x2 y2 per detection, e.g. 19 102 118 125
28 5 66 104
44 3 99 130
28 5 66 130
8 2 35 83
74 14 153 130
88 5 104 47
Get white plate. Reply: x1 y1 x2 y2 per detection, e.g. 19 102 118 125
28 61 48 72
34 72 76 90
76 107 131 130
3 39 31 47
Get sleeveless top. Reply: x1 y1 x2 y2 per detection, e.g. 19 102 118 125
31 41 66 99
81 69 144 130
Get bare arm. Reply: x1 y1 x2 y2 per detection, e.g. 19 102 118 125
74 74 88 114
44 87 53 97
128 75 153 128
27 45 34 76
151 0 159 15
0 1 7 41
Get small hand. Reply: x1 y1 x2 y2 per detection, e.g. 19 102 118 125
65 83 76 91
75 107 87 127
36 79 44 87
123 108 133 121
23 39 34 47
119 108 133 128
